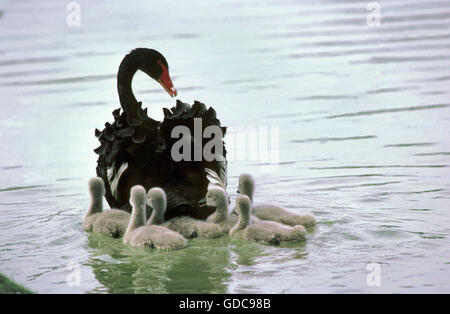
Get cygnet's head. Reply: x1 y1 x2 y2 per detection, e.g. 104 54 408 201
129 185 146 208
89 177 105 198
147 187 167 214
206 187 226 207
235 195 251 218
238 173 255 198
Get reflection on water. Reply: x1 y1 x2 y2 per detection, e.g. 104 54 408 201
87 234 234 293
85 233 307 293
1 0 450 293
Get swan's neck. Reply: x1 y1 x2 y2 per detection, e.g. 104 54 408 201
87 195 103 216
126 203 146 233
213 196 229 223
117 54 139 113
147 207 164 225
237 211 250 229
230 210 249 234
242 187 254 204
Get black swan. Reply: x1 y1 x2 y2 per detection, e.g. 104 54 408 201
94 48 227 220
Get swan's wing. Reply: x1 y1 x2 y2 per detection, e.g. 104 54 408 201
205 161 227 190
107 161 128 200
95 103 163 210
204 156 230 206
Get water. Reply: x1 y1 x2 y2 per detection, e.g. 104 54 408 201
1 0 450 293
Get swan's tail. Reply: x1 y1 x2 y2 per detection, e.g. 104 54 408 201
107 161 128 200
161 100 228 210
205 163 227 190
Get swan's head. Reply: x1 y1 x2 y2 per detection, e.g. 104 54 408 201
129 48 177 98
238 173 255 198
129 185 146 208
235 195 251 218
147 187 167 214
206 186 227 207
88 177 105 198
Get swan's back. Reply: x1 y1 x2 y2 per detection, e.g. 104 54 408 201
83 214 99 232
253 205 316 227
163 216 224 239
206 213 236 232
238 220 306 244
124 225 187 250
207 213 260 233
91 210 131 238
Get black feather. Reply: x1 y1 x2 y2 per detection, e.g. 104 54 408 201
95 100 227 220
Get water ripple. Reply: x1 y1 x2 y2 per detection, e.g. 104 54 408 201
326 104 449 119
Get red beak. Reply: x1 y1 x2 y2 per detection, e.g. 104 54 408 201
158 63 177 98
